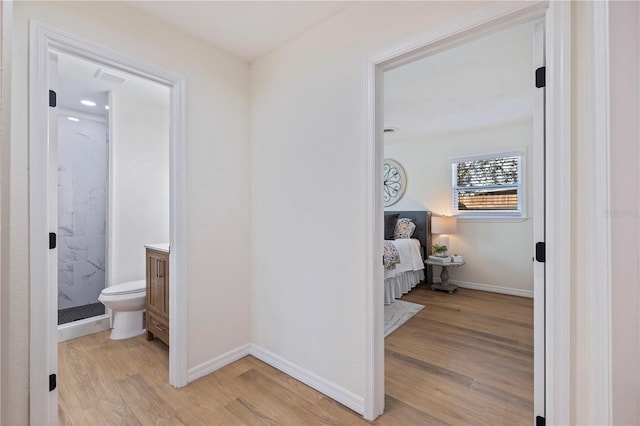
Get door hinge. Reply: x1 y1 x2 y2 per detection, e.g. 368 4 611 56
49 232 57 249
49 90 57 107
535 242 546 263
49 373 57 392
535 66 546 88
536 415 545 426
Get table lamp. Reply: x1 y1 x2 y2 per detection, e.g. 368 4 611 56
431 216 457 254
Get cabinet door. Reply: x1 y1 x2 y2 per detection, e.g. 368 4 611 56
147 252 168 317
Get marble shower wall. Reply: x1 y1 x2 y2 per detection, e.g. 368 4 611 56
58 116 108 310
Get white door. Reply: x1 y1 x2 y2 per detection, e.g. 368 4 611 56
532 20 546 422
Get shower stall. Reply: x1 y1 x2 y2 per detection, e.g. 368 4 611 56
57 98 109 326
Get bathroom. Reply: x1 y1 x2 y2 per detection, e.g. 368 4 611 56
55 51 170 343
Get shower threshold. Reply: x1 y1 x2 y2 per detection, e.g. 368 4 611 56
58 302 105 325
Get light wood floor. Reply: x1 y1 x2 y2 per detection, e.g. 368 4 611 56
59 286 533 425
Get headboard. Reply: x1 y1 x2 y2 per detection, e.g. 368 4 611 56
384 210 433 284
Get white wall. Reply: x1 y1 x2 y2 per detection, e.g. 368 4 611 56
251 0 490 403
609 2 640 424
111 89 170 285
0 2 7 421
385 120 534 294
6 2 251 422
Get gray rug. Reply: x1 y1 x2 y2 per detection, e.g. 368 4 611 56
384 300 425 338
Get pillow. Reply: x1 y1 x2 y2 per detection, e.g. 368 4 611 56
394 218 416 239
384 214 400 240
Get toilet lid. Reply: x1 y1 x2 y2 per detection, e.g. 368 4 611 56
102 280 146 296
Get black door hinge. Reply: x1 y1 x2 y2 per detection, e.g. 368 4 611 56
49 232 56 249
536 415 545 426
535 66 546 88
49 90 57 108
49 373 57 392
535 242 546 263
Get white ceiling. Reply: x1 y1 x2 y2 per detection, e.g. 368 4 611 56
384 21 535 144
57 52 169 119
57 5 532 134
127 1 356 62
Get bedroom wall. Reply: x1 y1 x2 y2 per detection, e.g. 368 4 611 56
384 120 534 295
6 1 251 422
111 89 170 285
250 0 490 406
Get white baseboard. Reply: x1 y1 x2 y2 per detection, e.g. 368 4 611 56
57 314 110 343
184 343 364 416
433 279 533 298
187 344 251 383
250 344 364 415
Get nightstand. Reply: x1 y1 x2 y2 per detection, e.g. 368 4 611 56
424 259 465 293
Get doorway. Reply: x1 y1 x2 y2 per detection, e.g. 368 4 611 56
54 51 172 343
363 2 572 423
29 22 188 425
381 19 540 424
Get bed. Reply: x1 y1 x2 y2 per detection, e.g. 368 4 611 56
383 210 433 304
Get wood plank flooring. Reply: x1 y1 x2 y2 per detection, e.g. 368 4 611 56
59 286 533 425
385 286 533 425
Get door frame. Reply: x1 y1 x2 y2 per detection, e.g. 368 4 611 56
363 1 571 422
0 1 12 423
28 21 188 425
592 1 612 423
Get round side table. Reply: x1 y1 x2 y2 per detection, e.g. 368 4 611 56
425 259 465 293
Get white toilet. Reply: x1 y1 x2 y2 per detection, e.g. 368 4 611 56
98 280 146 340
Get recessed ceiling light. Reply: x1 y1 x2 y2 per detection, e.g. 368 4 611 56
105 105 110 110
80 100 96 107
67 117 80 122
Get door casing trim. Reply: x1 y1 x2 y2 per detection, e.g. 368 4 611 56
28 20 188 425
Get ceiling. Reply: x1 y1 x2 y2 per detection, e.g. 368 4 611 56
384 21 535 144
57 5 532 135
57 52 169 119
127 1 356 62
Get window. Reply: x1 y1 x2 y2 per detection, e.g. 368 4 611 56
451 151 524 218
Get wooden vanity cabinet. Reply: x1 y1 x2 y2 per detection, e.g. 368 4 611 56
146 248 169 346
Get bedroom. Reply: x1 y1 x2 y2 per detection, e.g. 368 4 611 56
383 20 534 298
381 20 536 423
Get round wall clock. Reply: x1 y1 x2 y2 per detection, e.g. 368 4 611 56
383 159 407 207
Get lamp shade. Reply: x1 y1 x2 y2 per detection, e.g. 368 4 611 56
432 216 457 234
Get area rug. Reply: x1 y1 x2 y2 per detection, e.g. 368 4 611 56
384 300 425 338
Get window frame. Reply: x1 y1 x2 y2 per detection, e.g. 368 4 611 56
450 150 526 220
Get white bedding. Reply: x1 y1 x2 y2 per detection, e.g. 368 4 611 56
384 238 425 304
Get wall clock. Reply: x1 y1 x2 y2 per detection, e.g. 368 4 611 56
383 159 407 207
